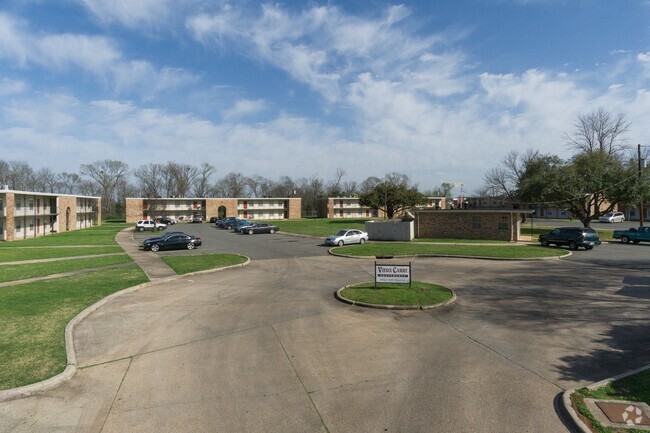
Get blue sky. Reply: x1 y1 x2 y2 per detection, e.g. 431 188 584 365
1 0 649 193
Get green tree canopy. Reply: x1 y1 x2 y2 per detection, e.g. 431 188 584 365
358 173 427 218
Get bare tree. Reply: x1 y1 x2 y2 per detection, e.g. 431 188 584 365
270 176 297 197
482 149 539 205
58 172 82 194
167 162 198 197
215 172 249 198
341 180 358 196
359 176 383 194
297 174 325 216
134 163 165 198
3 161 35 191
192 163 216 197
80 160 129 216
326 167 346 196
35 168 59 193
565 107 630 156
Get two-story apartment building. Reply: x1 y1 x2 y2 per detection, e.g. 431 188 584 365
0 187 101 242
125 197 302 223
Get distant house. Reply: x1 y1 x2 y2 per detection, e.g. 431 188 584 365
414 209 529 242
0 187 100 242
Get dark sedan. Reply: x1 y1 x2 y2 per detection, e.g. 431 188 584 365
243 223 279 235
144 234 202 252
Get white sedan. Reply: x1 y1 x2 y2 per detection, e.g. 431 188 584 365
598 212 625 223
324 229 369 246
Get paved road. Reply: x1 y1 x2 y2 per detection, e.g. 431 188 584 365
1 228 649 433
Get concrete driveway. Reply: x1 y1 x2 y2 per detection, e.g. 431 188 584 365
1 232 649 433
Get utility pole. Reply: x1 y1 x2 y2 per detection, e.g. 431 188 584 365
640 144 645 227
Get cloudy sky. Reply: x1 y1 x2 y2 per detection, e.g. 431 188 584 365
1 0 649 193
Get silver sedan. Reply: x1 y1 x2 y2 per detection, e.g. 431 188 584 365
324 229 369 247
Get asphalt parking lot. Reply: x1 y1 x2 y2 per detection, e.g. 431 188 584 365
2 224 649 433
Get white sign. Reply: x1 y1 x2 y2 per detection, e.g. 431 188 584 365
375 264 411 284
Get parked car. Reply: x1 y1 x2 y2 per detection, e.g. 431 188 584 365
135 220 167 232
218 217 241 230
324 229 369 247
233 220 255 232
538 227 601 250
159 217 177 225
141 232 187 249
613 226 650 244
598 212 625 223
209 216 219 224
143 234 202 252
244 223 279 235
191 215 203 223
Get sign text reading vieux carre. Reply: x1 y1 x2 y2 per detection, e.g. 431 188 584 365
375 265 411 284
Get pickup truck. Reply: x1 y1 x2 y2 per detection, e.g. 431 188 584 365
613 226 650 244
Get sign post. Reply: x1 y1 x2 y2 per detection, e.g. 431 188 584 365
374 262 412 289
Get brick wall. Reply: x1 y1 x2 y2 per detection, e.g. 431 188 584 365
5 193 15 242
205 198 238 219
415 210 522 241
125 198 144 223
287 198 302 219
58 196 77 232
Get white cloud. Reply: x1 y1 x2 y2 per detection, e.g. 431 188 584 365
35 34 121 73
223 99 267 121
76 0 173 29
0 78 27 96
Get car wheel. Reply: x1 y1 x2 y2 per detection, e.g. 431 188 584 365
568 240 578 250
248 229 254 235
138 227 144 232
633 240 640 244
359 238 366 244
621 236 630 244
585 245 593 250
157 226 164 231
150 244 160 252
337 240 344 247
269 228 275 234
540 238 549 247
187 243 195 250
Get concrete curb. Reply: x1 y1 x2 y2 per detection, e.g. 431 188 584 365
328 248 572 261
561 364 650 433
335 284 456 311
167 255 251 278
0 256 251 403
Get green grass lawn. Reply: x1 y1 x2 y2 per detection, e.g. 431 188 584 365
0 246 123 263
333 243 568 258
0 223 131 247
161 254 248 274
0 266 149 390
266 218 371 237
573 369 650 433
413 238 509 243
0 254 133 283
340 281 453 306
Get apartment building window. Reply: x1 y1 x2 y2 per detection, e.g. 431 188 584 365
16 198 21 209
497 216 509 231
29 199 34 210
472 215 481 230
16 221 22 231
0 199 3 211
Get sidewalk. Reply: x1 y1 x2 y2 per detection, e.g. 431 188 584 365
114 229 176 280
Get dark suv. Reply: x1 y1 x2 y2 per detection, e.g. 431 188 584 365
539 227 601 250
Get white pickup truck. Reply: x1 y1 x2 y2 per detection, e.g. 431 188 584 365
135 220 167 232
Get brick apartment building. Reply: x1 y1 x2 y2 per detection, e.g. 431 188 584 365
126 197 302 223
0 187 101 242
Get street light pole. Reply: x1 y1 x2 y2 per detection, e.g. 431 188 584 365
639 144 645 227
384 179 387 219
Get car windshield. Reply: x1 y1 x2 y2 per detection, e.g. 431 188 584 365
334 230 348 236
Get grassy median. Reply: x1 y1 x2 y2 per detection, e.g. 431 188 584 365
161 254 248 274
0 266 149 390
266 218 370 237
0 223 131 247
572 368 650 433
332 243 568 259
340 281 453 307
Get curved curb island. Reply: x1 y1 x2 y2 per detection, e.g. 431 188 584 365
335 285 457 311
561 364 650 433
328 248 572 261
0 256 251 403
